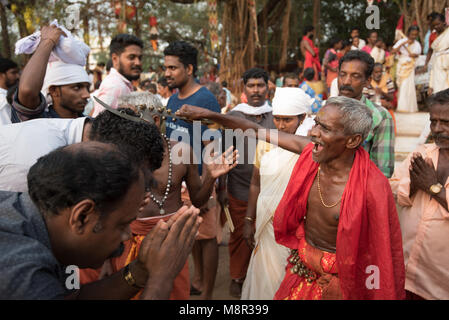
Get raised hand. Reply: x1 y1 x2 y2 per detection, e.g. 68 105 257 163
40 25 66 47
176 104 212 120
204 146 239 179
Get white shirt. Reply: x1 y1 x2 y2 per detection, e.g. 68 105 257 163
0 88 12 126
0 117 87 192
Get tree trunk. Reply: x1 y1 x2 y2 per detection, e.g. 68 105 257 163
313 0 321 50
0 3 11 59
279 0 291 71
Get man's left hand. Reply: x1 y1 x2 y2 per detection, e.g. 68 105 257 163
204 146 239 179
410 153 438 194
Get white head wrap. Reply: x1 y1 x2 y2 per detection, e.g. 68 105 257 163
41 61 90 99
272 87 314 116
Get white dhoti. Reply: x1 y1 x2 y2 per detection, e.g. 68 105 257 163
241 144 298 300
430 28 449 93
396 56 418 113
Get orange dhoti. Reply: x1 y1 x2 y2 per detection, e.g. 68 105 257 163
227 193 252 280
275 234 342 300
79 214 190 300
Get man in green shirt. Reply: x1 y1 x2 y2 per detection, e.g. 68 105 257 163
337 50 395 178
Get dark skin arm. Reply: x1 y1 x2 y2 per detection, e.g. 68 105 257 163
243 166 260 250
185 144 238 209
176 104 312 155
409 153 448 211
18 25 66 109
66 207 201 300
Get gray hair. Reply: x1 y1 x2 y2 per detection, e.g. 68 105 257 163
325 96 373 143
118 91 164 110
118 91 165 124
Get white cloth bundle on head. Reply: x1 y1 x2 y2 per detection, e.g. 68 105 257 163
272 87 314 116
15 20 90 66
15 20 91 103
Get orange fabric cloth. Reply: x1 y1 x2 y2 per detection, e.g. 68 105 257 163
79 214 190 300
390 143 449 300
274 143 405 300
280 226 342 300
228 192 252 280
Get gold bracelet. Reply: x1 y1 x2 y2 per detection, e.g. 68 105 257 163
123 263 144 289
244 216 254 222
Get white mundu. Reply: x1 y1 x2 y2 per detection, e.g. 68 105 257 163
0 117 86 192
429 27 449 93
394 38 422 112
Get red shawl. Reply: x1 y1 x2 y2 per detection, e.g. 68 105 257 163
274 143 405 300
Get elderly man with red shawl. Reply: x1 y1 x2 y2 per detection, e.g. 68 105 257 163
176 95 405 300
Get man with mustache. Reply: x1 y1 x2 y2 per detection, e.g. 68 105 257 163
338 50 395 178
390 88 449 300
0 141 202 299
91 34 143 117
219 67 276 298
12 25 91 121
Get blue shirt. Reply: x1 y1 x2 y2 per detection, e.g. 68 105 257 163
165 87 221 175
0 192 69 299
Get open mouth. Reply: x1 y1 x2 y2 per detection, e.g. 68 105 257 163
313 142 324 154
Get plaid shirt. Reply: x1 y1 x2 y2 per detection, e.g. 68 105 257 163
361 95 395 178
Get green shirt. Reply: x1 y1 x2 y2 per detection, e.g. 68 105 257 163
361 95 395 178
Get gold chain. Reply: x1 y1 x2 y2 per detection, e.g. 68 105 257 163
317 166 341 208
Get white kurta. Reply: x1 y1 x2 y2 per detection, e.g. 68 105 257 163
394 38 422 113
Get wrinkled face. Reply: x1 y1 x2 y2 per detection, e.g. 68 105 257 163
164 55 191 90
430 103 449 149
80 170 145 268
244 77 268 107
55 82 91 114
114 45 143 81
283 77 300 88
338 60 370 100
1 67 20 88
310 104 349 163
273 115 303 134
372 65 383 82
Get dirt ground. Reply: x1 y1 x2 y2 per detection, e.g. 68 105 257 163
188 226 239 301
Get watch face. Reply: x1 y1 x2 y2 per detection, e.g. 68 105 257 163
430 184 442 194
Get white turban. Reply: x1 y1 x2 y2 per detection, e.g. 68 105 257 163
41 61 90 98
272 87 315 116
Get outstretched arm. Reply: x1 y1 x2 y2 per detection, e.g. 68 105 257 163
176 104 312 154
18 25 66 109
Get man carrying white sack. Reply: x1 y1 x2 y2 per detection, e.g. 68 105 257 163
10 24 91 122
241 87 315 300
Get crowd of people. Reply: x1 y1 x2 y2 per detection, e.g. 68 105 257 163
0 11 448 301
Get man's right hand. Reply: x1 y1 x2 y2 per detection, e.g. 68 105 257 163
176 104 212 121
40 25 66 47
137 206 201 299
